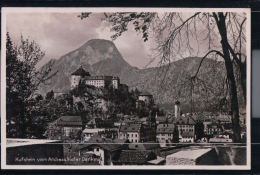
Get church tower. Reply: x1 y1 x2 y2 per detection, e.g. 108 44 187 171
175 100 181 118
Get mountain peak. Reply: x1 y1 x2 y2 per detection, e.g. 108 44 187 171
79 39 116 53
39 38 133 94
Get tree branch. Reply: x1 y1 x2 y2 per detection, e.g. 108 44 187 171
192 50 225 79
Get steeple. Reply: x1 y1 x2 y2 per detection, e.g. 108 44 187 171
175 100 181 118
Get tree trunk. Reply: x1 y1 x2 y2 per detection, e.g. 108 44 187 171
214 12 241 142
239 61 247 105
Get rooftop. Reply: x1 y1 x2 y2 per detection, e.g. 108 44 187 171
176 116 196 125
56 116 82 126
139 91 152 96
119 123 142 132
71 66 90 76
157 124 175 134
85 75 113 80
156 116 167 123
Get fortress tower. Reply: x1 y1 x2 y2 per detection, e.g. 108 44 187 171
70 66 90 89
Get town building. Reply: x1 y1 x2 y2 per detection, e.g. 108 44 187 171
46 116 83 141
82 128 105 142
137 91 154 106
203 120 212 134
82 118 115 141
175 116 196 143
179 131 195 143
79 136 126 165
87 118 114 128
205 123 223 136
112 76 120 89
155 115 167 124
209 134 233 143
82 128 118 142
119 123 144 143
156 123 176 147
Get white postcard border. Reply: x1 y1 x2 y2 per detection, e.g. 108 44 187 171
1 7 251 170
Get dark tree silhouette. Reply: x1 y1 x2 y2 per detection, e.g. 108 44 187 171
6 33 56 138
45 90 54 101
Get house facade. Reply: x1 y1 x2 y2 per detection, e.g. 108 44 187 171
156 123 175 147
46 116 83 141
79 137 125 165
119 123 144 143
205 123 223 136
137 91 154 106
176 116 196 143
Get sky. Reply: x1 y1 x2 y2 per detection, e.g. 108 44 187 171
6 12 155 68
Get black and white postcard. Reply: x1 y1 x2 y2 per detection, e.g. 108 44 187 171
1 8 251 169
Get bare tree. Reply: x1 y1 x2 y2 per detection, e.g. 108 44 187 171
79 11 247 142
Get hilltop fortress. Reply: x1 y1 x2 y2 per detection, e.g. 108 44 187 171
71 66 127 91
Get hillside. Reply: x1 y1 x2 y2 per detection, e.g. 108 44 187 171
39 39 240 112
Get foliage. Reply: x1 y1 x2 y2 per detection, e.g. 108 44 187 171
195 120 205 140
70 80 103 130
45 90 54 101
172 126 179 143
6 33 56 138
102 86 138 116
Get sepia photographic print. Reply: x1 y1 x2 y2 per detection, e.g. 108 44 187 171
1 8 251 170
